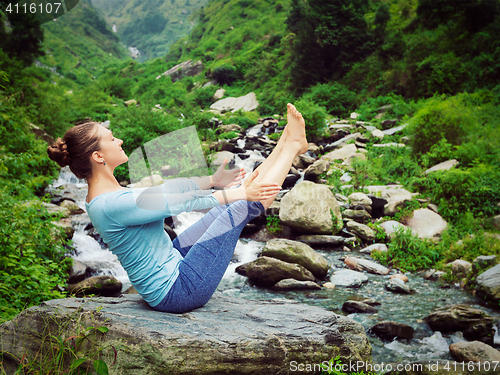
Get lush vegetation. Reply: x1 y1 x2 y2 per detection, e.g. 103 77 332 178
91 0 210 61
1 0 500 323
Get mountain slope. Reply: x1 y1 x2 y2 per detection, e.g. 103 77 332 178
39 0 129 85
91 0 210 61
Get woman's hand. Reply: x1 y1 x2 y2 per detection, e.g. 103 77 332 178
212 158 246 188
241 170 281 202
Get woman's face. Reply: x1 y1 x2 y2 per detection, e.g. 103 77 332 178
95 125 128 168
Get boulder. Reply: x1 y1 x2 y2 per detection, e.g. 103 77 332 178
60 199 85 215
272 279 322 291
360 243 388 254
292 153 316 170
380 220 407 240
451 259 472 278
210 151 235 167
371 129 384 139
382 123 407 135
472 255 497 273
124 99 137 107
279 181 343 235
406 209 447 240
156 59 203 82
342 301 377 314
216 123 243 134
344 257 389 275
43 202 70 217
342 210 372 223
321 143 358 163
304 159 330 182
346 221 375 242
262 239 329 278
379 187 413 216
66 275 122 297
52 217 75 240
476 263 500 303
245 256 316 287
385 278 414 294
329 269 368 288
210 92 259 113
67 259 88 284
369 321 414 340
449 341 500 363
0 294 372 375
425 159 459 175
423 305 495 345
213 88 225 100
348 192 372 208
390 274 409 283
296 235 346 247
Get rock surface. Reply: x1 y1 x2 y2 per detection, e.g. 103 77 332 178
156 59 203 82
262 239 329 278
345 257 389 275
279 181 343 235
475 263 500 303
423 305 495 345
330 269 369 288
449 341 500 362
210 92 259 112
425 159 459 174
245 256 316 287
406 208 447 240
0 294 372 375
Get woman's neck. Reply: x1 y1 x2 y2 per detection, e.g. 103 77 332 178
86 170 124 202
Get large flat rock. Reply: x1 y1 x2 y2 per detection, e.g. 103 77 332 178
0 294 372 374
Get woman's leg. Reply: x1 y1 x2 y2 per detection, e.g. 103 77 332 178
155 200 264 313
257 104 308 209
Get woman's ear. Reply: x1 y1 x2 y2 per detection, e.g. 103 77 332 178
91 151 103 164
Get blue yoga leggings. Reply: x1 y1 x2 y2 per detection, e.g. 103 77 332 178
152 200 265 313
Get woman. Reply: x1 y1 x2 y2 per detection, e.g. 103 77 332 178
47 103 308 313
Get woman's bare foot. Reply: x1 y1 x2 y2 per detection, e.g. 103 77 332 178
286 103 308 155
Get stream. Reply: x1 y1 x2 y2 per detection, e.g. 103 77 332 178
49 128 500 366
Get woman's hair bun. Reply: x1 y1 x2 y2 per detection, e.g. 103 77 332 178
47 137 71 167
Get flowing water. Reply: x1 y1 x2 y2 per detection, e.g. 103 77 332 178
51 135 500 366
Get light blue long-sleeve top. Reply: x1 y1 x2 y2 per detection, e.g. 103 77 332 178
84 178 221 307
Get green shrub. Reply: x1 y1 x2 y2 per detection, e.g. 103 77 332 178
301 82 357 117
212 64 240 85
266 215 282 234
293 99 327 137
372 227 441 272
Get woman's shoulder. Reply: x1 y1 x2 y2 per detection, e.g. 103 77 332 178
85 188 130 206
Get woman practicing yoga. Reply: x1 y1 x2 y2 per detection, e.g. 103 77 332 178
47 103 308 313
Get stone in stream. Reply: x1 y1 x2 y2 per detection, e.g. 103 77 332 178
369 321 414 340
66 275 122 297
303 159 331 182
244 256 316 287
344 257 389 275
342 301 377 314
272 279 322 291
472 255 497 273
321 143 359 162
348 192 372 208
405 208 447 240
342 209 372 223
0 294 372 375
449 341 500 363
329 269 368 288
359 243 388 254
296 234 346 247
261 239 329 278
385 278 414 294
345 221 375 242
451 259 472 278
475 263 500 304
279 181 343 235
423 305 495 345
60 199 85 215
67 259 88 284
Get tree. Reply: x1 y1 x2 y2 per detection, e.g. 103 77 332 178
286 0 372 93
0 0 45 66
